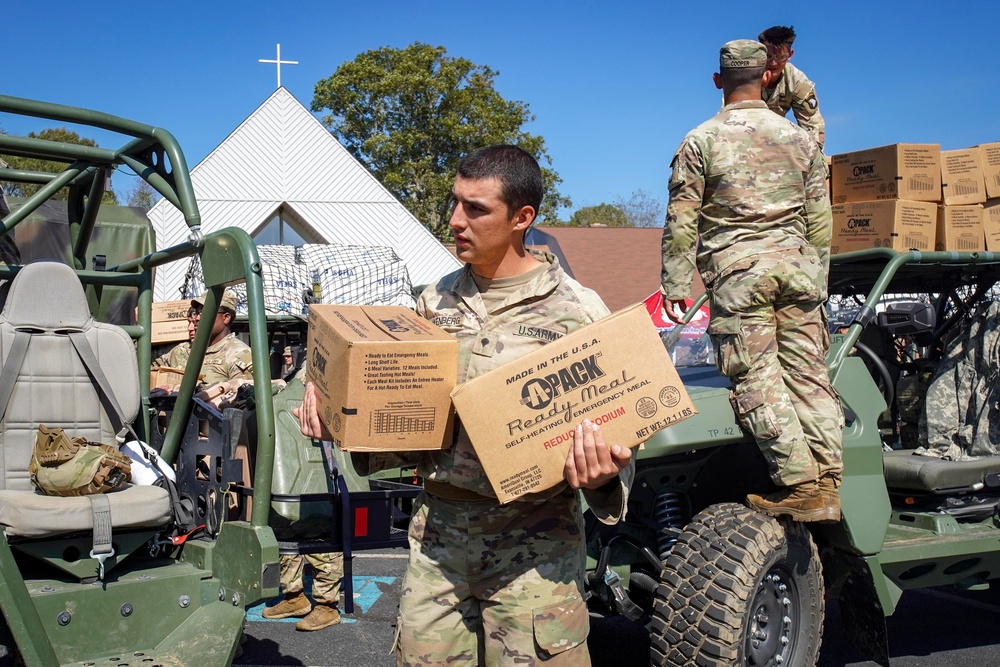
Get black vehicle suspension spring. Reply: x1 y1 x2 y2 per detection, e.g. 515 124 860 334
653 491 686 561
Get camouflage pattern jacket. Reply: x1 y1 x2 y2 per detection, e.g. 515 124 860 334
414 253 633 522
661 99 832 301
153 333 253 385
918 300 1000 460
761 62 825 148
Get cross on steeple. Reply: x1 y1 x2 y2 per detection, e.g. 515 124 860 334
259 44 299 88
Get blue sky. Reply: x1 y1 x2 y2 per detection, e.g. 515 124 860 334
4 1 999 220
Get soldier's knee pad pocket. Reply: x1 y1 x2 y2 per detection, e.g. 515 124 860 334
709 315 751 377
532 597 588 657
731 388 781 442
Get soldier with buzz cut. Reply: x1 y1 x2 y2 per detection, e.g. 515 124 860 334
296 144 634 665
660 40 843 523
758 25 826 149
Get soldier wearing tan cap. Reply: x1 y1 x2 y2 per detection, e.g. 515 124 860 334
661 39 842 522
153 289 253 387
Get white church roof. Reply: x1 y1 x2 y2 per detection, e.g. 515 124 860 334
148 87 460 301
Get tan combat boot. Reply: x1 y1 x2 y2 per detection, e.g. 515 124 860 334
818 474 842 517
261 592 312 619
295 604 341 631
746 479 840 523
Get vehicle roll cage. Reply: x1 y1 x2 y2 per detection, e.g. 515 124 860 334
0 94 278 525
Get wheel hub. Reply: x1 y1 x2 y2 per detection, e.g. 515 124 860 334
746 569 796 665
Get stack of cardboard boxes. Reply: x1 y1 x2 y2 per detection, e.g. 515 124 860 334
829 142 1000 253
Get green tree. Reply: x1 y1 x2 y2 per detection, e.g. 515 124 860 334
311 42 569 240
567 203 630 228
613 189 665 228
0 127 118 204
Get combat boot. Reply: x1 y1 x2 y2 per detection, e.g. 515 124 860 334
295 604 341 631
261 592 312 619
746 479 840 523
818 474 842 516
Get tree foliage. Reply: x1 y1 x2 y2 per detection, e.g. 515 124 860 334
613 189 665 228
567 203 630 227
311 42 569 240
123 178 159 211
0 127 119 205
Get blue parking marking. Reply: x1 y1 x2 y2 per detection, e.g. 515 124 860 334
249 575 397 623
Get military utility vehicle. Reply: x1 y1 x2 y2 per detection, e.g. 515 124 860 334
0 95 415 667
584 247 1000 666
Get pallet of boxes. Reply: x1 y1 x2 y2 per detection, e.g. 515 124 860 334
830 142 1000 255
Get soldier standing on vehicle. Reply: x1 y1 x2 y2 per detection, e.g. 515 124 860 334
152 290 253 388
660 40 843 522
296 145 634 665
758 25 825 149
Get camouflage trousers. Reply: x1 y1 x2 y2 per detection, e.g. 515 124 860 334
396 489 590 667
279 552 343 606
708 249 844 486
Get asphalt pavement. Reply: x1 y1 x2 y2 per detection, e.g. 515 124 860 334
235 548 1000 667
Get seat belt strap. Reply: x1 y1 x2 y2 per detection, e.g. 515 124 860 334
68 331 139 443
88 493 114 580
0 330 30 424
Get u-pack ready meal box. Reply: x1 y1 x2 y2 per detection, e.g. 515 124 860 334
830 200 937 254
451 303 696 504
831 144 941 204
306 305 458 452
940 147 987 205
151 300 191 345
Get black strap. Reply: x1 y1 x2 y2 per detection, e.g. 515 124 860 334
67 331 139 443
0 329 30 424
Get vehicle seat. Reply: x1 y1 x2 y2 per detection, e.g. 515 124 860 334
883 449 1000 494
0 261 171 538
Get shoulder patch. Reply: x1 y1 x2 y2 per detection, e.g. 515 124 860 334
806 93 818 110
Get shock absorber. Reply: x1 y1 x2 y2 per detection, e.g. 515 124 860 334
653 491 686 562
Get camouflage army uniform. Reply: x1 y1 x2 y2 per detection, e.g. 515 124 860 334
661 98 843 488
762 62 825 148
394 252 632 666
277 552 343 606
153 333 253 385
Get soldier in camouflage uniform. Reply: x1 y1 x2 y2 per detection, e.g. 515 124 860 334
152 290 253 388
759 26 826 149
261 552 344 630
297 145 634 666
661 40 842 523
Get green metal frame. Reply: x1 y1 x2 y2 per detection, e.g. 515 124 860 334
0 96 279 666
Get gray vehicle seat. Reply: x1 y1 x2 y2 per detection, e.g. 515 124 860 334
0 261 171 537
883 449 1000 494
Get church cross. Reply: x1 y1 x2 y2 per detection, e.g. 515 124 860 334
259 44 299 88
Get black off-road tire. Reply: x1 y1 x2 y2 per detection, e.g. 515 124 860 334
650 502 824 666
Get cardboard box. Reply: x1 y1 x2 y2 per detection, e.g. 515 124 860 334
151 300 191 344
984 199 1000 251
306 305 458 452
831 144 941 204
451 304 696 504
830 200 937 255
980 143 1000 199
940 147 987 205
936 205 985 252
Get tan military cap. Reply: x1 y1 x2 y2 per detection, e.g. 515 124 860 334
283 346 292 357
192 289 240 314
719 40 767 69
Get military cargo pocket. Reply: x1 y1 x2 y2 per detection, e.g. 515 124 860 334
532 597 588 657
709 315 751 378
731 388 782 442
